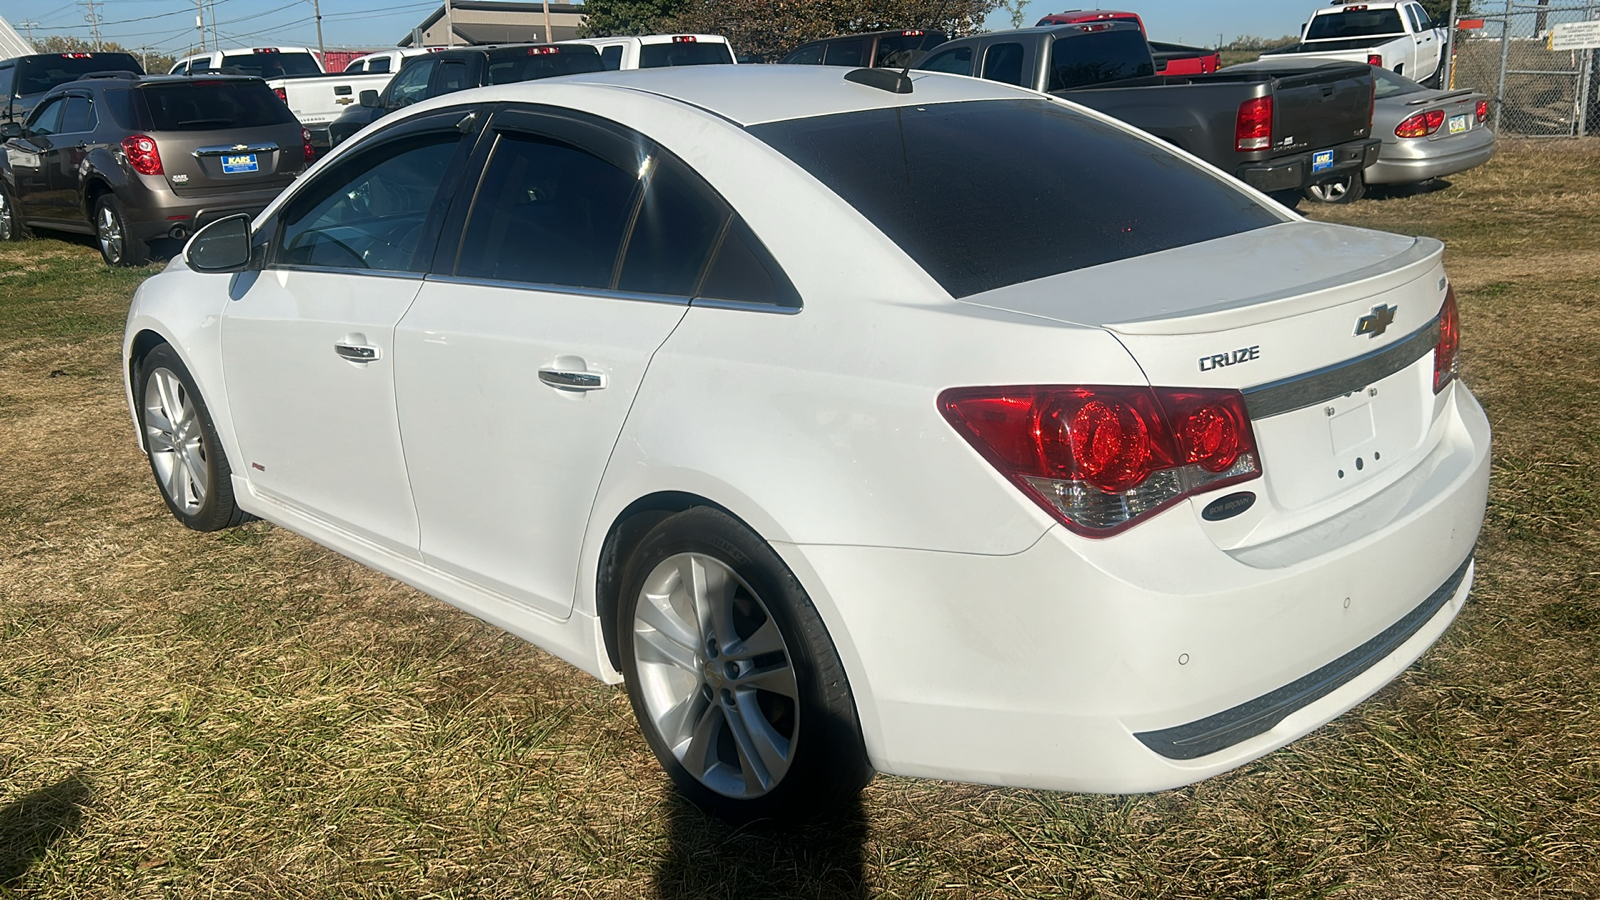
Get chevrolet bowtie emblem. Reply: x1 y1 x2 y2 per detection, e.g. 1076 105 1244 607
232 143 249 152
1355 304 1397 338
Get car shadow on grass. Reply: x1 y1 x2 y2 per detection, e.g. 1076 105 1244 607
0 773 92 886
655 788 869 899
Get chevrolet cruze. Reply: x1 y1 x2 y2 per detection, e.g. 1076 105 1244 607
122 65 1490 821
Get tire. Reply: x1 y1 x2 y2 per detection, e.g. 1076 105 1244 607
0 182 25 242
95 194 149 266
1303 172 1366 204
138 343 249 531
618 507 872 823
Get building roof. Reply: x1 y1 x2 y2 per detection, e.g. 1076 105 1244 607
1 15 35 59
398 1 586 47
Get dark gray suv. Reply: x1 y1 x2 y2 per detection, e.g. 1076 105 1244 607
0 73 309 265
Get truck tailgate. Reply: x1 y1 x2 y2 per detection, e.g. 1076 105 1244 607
1265 65 1375 154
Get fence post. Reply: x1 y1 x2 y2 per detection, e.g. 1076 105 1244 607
1444 0 1460 88
1495 8 1513 133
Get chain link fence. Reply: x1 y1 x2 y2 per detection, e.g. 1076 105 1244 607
1448 0 1600 136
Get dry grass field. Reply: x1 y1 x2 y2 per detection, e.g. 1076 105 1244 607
2 141 1598 899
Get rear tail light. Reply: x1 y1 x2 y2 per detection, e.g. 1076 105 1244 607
273 86 288 105
672 35 698 42
1475 99 1488 122
302 127 315 164
940 385 1261 536
1434 287 1460 392
528 46 560 54
1395 109 1446 137
1367 54 1384 66
120 135 163 175
1235 96 1273 151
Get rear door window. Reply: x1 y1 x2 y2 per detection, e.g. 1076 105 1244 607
919 46 973 75
600 46 624 69
982 43 1025 85
136 81 295 130
1048 31 1154 90
875 33 943 67
368 57 391 73
0 66 15 102
823 39 869 67
782 44 824 65
432 59 471 94
59 95 95 133
616 156 727 296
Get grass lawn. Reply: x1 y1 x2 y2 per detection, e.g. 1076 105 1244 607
1 141 1597 898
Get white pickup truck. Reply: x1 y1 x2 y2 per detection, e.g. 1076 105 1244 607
1261 1 1447 87
168 46 391 151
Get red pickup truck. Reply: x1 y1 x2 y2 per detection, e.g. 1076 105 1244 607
1036 10 1219 75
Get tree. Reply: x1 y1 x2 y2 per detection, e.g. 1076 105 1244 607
996 0 1029 30
667 0 1003 61
1419 0 1474 26
578 0 690 37
36 35 175 75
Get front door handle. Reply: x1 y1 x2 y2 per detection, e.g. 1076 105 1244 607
538 367 607 391
335 342 380 363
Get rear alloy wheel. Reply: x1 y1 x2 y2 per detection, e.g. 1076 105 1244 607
619 507 871 822
139 344 247 531
1304 172 1366 204
0 184 23 242
95 195 150 266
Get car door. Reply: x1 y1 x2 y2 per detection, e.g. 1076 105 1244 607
220 108 479 558
43 93 97 222
385 56 436 110
6 95 65 220
393 107 727 617
1410 3 1442 78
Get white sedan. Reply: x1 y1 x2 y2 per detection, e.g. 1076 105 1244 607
123 65 1490 822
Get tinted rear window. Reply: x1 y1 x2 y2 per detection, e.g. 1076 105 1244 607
638 41 734 67
217 52 322 78
18 54 142 96
1048 30 1155 90
485 49 605 84
137 81 297 131
1306 10 1405 39
751 99 1283 298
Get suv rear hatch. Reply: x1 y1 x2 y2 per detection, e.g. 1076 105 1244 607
133 79 303 194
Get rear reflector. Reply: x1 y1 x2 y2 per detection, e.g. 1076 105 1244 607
1367 53 1383 66
1235 96 1272 151
121 134 163 175
1434 287 1460 392
940 385 1261 536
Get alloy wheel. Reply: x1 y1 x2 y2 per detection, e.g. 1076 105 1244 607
1307 177 1355 203
142 367 208 515
631 552 800 799
0 190 12 241
98 203 125 265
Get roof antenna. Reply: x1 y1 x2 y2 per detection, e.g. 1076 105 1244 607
844 67 913 94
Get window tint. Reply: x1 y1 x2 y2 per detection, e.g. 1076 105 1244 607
982 43 1025 85
100 89 137 128
485 49 605 84
218 51 321 78
638 41 734 67
389 58 435 106
1372 66 1424 99
368 57 391 73
919 46 972 75
60 95 95 133
750 99 1282 298
17 54 141 96
455 131 641 289
27 97 65 135
434 59 470 94
875 33 942 67
822 39 869 67
1306 9 1405 39
783 44 824 65
617 157 726 296
600 46 624 69
1048 31 1154 90
278 131 461 272
136 82 295 130
698 218 800 308
0 66 15 102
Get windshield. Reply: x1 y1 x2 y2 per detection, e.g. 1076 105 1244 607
217 52 322 78
137 81 298 130
17 54 142 96
1307 9 1406 39
638 41 734 67
1372 65 1425 99
751 99 1282 298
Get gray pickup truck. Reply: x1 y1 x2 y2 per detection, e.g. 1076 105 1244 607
917 23 1380 201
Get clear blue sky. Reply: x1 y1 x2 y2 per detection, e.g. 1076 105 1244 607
0 0 1464 58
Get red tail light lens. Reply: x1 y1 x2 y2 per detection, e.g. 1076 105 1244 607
1434 287 1460 392
940 385 1261 536
301 127 315 164
121 135 163 175
1475 99 1488 122
1235 96 1273 151
1395 109 1446 137
1367 54 1384 66
672 35 698 42
273 86 288 105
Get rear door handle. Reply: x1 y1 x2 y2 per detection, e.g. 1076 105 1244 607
335 342 380 363
538 367 607 391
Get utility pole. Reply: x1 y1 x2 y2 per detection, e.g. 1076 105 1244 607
197 0 206 51
444 0 455 46
311 0 325 59
542 0 552 42
208 0 218 51
80 0 103 50
17 20 38 46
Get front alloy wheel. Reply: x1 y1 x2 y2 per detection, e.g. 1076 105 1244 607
143 366 209 517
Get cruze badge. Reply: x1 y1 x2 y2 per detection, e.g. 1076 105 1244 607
1199 345 1260 372
1355 304 1397 338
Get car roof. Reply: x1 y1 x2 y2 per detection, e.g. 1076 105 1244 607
444 63 1036 127
568 34 731 46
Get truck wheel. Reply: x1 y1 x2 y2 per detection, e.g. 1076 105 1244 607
1304 173 1365 205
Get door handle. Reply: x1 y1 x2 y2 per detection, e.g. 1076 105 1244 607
335 342 381 362
538 367 607 391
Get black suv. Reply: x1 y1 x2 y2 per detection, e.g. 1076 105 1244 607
328 43 604 147
0 51 144 127
0 73 309 265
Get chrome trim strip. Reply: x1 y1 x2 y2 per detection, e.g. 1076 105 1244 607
270 265 423 281
690 297 802 316
194 142 279 158
425 274 692 306
1243 316 1440 419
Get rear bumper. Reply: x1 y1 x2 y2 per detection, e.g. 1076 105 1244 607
122 180 291 242
1365 130 1497 185
780 382 1490 793
1237 139 1382 192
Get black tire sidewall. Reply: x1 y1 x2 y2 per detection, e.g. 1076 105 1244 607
617 507 870 822
97 195 149 267
138 344 242 532
0 183 23 242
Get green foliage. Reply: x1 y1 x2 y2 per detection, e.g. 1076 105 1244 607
667 0 1002 61
1421 0 1474 25
34 35 176 76
577 0 690 37
996 0 1029 30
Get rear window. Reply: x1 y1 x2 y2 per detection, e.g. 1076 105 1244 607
1048 30 1155 90
751 99 1283 298
638 41 734 68
17 54 142 96
485 49 605 84
1372 66 1425 99
875 32 945 67
216 52 321 78
1306 9 1406 39
136 81 297 131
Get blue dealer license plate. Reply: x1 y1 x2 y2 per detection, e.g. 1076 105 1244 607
222 153 259 174
1311 149 1335 173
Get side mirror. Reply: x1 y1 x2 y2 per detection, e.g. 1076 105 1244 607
359 89 381 108
186 214 255 273
0 122 21 140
